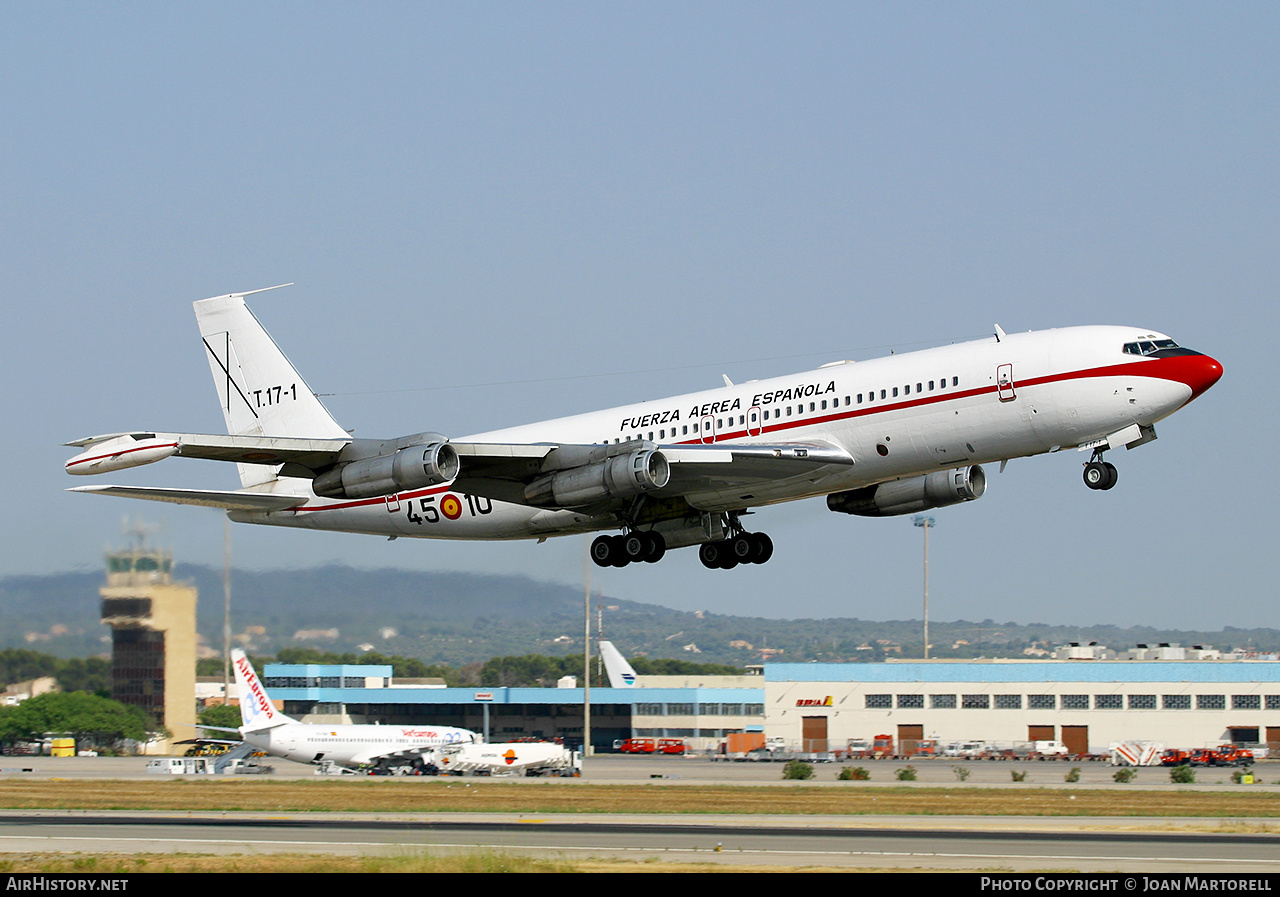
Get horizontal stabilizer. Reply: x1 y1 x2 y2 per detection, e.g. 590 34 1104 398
67 485 306 511
192 724 242 735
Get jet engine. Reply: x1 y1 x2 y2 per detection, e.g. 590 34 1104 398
312 442 460 499
524 449 670 508
826 465 986 517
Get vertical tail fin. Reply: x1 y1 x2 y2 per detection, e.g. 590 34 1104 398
195 286 348 487
599 641 637 688
232 649 294 732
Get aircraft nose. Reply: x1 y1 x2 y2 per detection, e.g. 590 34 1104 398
1185 353 1223 401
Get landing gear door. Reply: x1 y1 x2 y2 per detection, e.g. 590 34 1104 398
996 364 1016 402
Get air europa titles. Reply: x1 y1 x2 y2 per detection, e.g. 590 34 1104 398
618 379 837 433
235 654 272 716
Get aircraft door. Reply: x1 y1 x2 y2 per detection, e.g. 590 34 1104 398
747 405 763 437
700 415 716 444
996 364 1016 402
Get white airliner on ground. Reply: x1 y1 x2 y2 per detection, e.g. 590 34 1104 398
66 286 1222 568
224 648 476 771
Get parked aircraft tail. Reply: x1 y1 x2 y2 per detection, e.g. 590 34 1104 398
599 640 637 688
194 286 348 487
232 648 295 732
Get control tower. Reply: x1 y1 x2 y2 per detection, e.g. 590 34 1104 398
99 528 196 754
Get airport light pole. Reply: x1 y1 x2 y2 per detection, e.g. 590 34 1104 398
583 539 592 762
913 516 935 659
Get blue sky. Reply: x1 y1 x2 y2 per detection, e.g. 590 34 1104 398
4 3 1276 629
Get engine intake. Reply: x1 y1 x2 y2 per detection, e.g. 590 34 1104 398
524 449 670 508
312 442 460 499
827 465 986 517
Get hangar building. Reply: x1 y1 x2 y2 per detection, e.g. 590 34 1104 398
765 660 1280 754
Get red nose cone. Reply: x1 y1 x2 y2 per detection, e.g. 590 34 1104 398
1186 354 1223 401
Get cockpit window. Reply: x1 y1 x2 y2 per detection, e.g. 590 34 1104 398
1123 338 1199 359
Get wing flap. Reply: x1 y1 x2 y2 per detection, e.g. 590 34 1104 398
172 434 351 470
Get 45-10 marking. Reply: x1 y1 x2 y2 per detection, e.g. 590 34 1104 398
405 493 492 525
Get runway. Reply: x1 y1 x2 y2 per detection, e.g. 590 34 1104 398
2 811 1278 872
2 755 1277 871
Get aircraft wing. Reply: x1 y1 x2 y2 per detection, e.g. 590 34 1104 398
450 439 855 509
66 427 854 512
68 484 309 511
65 432 351 477
660 442 854 486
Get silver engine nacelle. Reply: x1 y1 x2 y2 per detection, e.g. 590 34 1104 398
312 442 460 500
524 449 670 508
826 465 986 517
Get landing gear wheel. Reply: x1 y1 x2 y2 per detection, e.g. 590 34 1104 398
1101 461 1118 490
750 532 774 564
698 541 723 569
590 535 614 568
622 533 648 563
730 534 755 562
642 531 666 563
1083 461 1109 490
609 534 629 567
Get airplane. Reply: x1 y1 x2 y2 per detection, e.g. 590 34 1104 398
65 286 1222 569
215 648 477 771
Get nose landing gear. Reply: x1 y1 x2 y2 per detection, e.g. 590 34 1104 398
1083 452 1118 491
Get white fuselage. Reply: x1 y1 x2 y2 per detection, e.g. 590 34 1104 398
229 326 1214 541
244 722 475 768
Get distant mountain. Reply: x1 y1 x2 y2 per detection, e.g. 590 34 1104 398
2 566 1277 664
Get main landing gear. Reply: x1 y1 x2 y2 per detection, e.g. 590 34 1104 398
590 531 666 568
698 532 773 569
1082 451 1118 491
588 518 776 570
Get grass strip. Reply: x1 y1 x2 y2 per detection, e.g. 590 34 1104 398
0 780 1276 817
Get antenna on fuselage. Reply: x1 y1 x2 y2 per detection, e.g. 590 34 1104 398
994 324 1007 342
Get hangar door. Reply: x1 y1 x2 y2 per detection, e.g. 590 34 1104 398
801 716 828 752
1061 725 1088 756
898 724 923 755
1028 725 1054 742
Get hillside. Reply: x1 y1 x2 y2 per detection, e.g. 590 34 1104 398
3 566 1276 665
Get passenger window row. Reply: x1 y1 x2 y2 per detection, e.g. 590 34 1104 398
608 376 962 443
